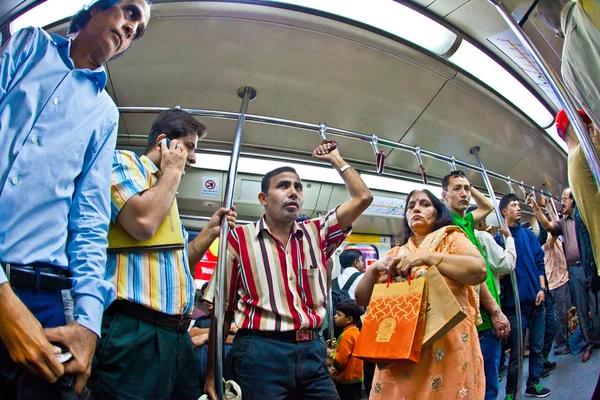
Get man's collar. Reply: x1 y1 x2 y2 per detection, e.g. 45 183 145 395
255 214 304 239
52 33 108 93
451 210 467 222
564 212 574 220
140 155 161 177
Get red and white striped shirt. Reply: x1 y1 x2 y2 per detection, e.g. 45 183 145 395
207 209 350 331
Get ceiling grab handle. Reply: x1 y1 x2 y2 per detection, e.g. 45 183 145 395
318 122 338 151
518 181 528 199
506 176 515 194
449 156 457 172
415 146 427 184
543 180 560 218
211 86 257 400
470 145 524 400
371 134 386 175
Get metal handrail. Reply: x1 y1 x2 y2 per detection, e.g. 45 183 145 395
118 106 560 201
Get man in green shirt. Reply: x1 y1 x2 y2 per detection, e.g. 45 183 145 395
442 170 511 400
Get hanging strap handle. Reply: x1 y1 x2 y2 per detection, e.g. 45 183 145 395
415 146 427 185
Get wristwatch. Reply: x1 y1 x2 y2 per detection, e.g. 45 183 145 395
539 287 548 294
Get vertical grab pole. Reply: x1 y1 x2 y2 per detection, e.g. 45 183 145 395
470 146 524 400
211 86 257 400
488 0 600 192
318 122 335 345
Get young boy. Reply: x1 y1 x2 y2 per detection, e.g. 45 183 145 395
327 299 364 400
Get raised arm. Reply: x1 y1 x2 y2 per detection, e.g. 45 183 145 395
527 193 559 234
469 186 494 225
312 143 373 230
115 140 186 240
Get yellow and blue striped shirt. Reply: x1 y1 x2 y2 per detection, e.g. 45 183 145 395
105 150 194 315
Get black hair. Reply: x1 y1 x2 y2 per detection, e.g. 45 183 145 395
397 189 453 245
536 0 570 33
261 166 298 194
441 170 467 192
339 249 363 269
336 299 364 326
522 222 533 230
68 0 152 36
499 193 520 213
567 188 576 206
144 108 207 153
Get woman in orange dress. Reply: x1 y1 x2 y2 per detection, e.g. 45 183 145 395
355 189 487 399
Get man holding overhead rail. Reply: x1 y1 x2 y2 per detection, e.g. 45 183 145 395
528 188 600 363
0 1 151 398
204 142 373 400
442 170 511 400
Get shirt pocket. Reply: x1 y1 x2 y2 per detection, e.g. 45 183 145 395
301 268 326 308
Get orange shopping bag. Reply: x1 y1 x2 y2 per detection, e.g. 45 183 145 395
354 275 427 364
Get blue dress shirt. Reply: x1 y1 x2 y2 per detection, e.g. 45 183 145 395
0 27 117 336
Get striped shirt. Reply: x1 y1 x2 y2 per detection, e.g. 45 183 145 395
207 209 350 331
105 150 195 315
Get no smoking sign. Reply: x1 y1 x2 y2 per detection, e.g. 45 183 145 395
202 176 220 197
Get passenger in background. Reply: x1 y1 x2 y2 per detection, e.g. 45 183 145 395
89 109 236 399
538 202 571 358
335 249 365 300
327 299 364 400
330 249 364 344
543 231 571 357
442 171 509 400
355 189 486 399
528 189 600 363
204 142 373 400
537 0 600 129
467 205 516 295
499 194 550 399
0 1 151 398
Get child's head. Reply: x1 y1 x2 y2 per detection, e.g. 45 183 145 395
325 357 337 377
334 299 364 329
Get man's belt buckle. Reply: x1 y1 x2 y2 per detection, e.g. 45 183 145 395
177 317 191 333
296 330 311 342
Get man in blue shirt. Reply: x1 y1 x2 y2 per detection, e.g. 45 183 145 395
499 194 551 399
0 0 150 398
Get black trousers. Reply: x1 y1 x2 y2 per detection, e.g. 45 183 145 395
336 382 362 400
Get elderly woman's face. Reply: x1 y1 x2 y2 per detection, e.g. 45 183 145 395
406 191 437 235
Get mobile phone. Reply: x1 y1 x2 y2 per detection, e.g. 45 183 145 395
55 351 73 364
160 138 172 148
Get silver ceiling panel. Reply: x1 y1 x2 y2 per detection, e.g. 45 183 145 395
426 0 470 17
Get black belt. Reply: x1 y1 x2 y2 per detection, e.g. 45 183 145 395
568 260 582 267
112 300 191 334
1 263 71 291
238 328 320 342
